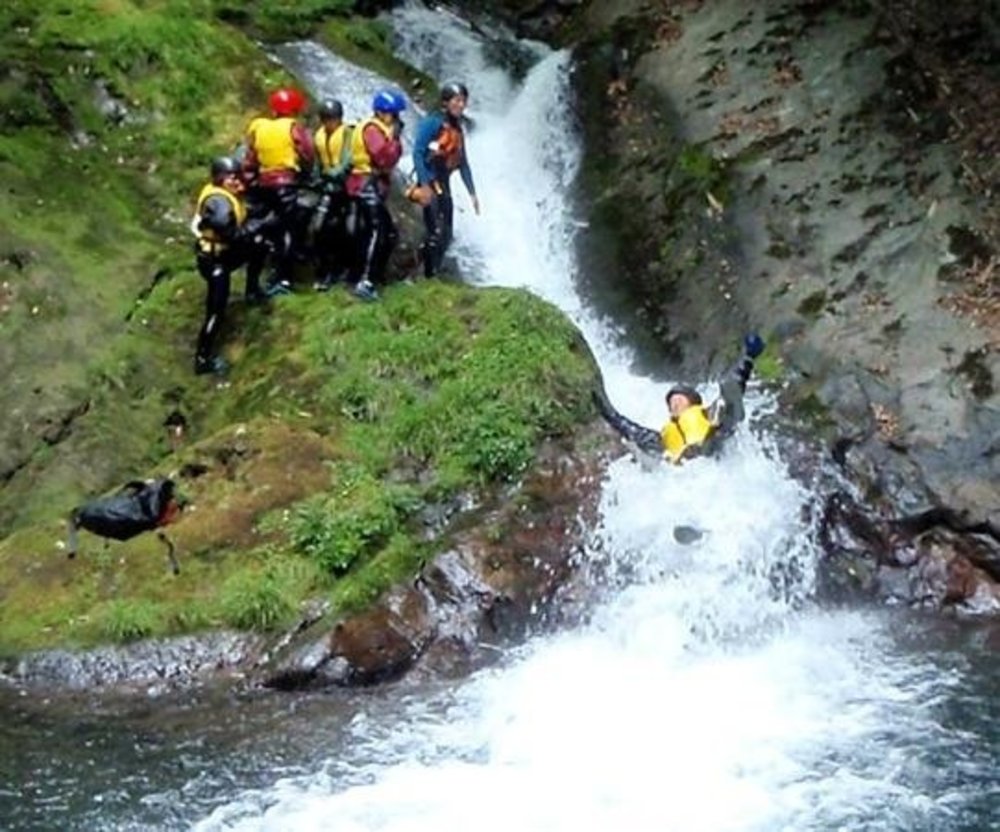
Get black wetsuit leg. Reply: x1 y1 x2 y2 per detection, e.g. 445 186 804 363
248 185 299 286
315 192 350 284
421 187 454 278
355 185 397 286
195 254 232 365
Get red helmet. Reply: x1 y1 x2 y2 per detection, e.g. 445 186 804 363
269 88 306 117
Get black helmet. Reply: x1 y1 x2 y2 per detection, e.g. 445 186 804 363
665 385 703 407
210 156 240 183
318 98 343 120
440 81 469 103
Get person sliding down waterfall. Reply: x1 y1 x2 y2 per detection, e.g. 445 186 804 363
594 334 766 464
410 80 479 278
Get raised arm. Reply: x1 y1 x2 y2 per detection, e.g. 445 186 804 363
711 334 765 438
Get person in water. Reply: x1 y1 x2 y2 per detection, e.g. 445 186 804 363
594 334 766 463
410 80 479 278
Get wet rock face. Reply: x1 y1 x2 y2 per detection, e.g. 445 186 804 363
818 488 1000 614
1 633 264 694
571 0 999 605
436 0 587 42
262 428 613 689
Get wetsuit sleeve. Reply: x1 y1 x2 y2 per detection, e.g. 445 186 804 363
293 122 316 170
592 387 663 456
198 195 240 243
365 123 402 171
413 114 442 185
711 355 755 439
326 126 354 182
242 121 260 177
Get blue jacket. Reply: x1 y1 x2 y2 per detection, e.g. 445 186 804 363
412 111 476 197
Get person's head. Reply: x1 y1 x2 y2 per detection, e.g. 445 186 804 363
269 87 307 118
210 156 243 193
665 385 703 419
318 98 343 127
440 80 469 118
371 88 407 124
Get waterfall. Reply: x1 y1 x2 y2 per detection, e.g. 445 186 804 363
189 6 993 831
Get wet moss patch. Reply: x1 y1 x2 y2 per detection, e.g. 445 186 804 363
797 290 828 318
955 348 994 399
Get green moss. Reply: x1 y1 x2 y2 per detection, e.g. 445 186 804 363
0 281 597 651
752 343 784 382
0 2 600 654
956 348 994 399
330 533 427 615
791 391 835 431
220 559 310 632
797 290 828 318
98 599 163 643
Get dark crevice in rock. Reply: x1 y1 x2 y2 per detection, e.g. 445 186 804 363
124 268 174 323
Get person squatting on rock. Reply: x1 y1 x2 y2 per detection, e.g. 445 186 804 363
345 87 407 302
191 156 270 376
242 87 316 296
410 80 479 278
593 334 767 463
310 98 356 291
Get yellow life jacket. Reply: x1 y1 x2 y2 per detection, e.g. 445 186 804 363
315 123 353 173
661 405 715 463
247 116 299 173
195 184 246 253
349 116 395 176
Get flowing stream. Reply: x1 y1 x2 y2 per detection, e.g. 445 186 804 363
3 5 998 830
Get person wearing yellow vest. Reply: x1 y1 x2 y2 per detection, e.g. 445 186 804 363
593 334 767 463
345 88 407 301
243 87 316 295
192 156 267 375
311 98 355 291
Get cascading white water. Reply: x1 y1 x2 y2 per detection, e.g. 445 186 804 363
196 6 991 830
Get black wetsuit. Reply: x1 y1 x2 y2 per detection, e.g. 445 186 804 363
413 111 476 278
194 193 266 370
352 182 397 286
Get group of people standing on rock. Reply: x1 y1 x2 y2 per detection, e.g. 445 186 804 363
191 80 479 376
191 74 764 476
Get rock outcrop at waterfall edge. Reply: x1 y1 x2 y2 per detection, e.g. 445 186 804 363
562 0 999 613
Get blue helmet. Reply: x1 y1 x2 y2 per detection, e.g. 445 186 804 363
372 88 407 115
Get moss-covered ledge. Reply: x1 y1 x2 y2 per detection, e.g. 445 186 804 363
0 279 608 678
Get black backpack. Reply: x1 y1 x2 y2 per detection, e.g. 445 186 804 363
67 478 181 574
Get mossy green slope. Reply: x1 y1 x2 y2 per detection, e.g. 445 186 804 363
0 279 597 652
0 0 422 530
0 1 599 653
